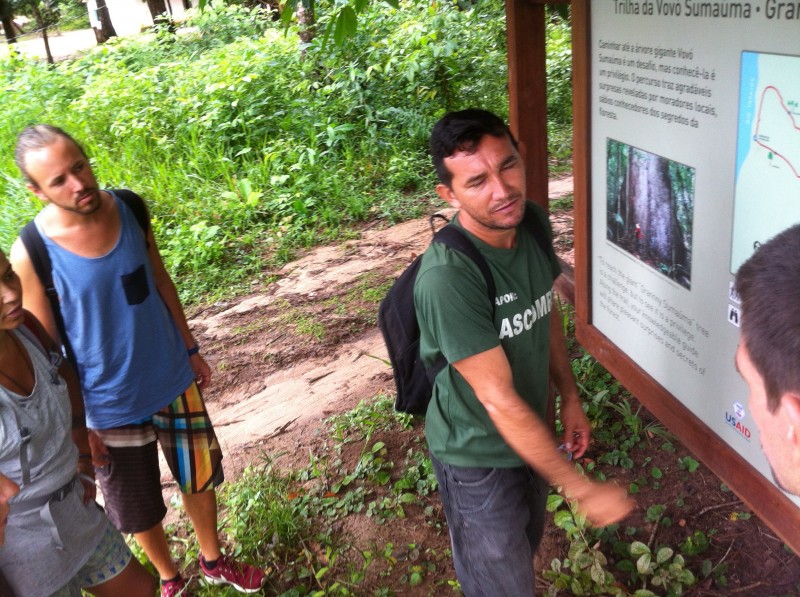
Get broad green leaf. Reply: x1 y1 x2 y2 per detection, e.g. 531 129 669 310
656 546 674 564
570 577 585 596
636 553 652 575
645 504 665 522
333 7 358 46
680 569 696 584
546 494 565 511
574 551 592 569
591 561 607 585
630 541 650 556
568 541 586 561
554 510 574 528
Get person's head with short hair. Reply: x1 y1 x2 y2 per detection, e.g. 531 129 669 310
15 125 87 189
430 109 519 188
14 125 101 215
735 224 800 496
429 109 526 247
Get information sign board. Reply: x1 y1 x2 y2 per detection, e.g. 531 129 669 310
571 0 800 548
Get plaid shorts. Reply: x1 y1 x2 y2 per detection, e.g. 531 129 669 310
94 382 224 534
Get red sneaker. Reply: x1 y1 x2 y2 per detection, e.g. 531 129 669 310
161 575 191 597
199 555 266 593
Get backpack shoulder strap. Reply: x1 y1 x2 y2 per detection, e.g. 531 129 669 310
432 224 496 309
113 189 150 247
113 189 149 233
19 311 51 358
19 221 77 367
521 202 558 267
19 221 53 297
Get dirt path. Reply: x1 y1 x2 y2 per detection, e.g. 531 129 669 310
1 28 99 61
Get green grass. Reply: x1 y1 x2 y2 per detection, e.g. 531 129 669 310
147 350 744 595
126 393 446 594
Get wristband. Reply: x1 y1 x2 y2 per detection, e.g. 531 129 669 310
187 343 200 357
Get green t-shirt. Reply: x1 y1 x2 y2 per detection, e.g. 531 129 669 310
414 203 561 467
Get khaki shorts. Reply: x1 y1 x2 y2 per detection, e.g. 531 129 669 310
93 383 224 534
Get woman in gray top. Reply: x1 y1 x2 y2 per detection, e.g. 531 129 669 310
0 249 155 596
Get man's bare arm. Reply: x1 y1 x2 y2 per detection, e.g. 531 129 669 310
452 345 634 527
10 238 58 341
145 226 211 389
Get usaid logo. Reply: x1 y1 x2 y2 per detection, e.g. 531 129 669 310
733 402 745 420
725 411 751 442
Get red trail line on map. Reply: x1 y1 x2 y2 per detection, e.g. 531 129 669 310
754 85 800 179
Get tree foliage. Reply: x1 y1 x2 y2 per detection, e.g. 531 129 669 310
0 0 510 301
0 0 574 301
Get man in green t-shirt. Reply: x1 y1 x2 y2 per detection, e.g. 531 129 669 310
415 109 633 596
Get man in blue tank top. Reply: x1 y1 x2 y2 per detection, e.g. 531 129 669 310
10 125 266 596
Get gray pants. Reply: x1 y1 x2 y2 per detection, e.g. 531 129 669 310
430 452 548 597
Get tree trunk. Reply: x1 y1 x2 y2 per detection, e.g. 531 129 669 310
0 0 17 45
145 0 174 31
93 1 117 43
614 141 622 243
31 4 54 64
626 145 636 243
642 155 674 267
297 0 315 45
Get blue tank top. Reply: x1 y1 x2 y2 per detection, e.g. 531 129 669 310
34 191 194 428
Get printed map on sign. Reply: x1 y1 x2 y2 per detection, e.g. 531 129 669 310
731 51 800 273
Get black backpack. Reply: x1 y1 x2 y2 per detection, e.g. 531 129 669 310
378 204 553 415
19 189 150 367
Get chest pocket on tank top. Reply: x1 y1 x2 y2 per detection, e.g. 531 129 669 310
121 264 150 305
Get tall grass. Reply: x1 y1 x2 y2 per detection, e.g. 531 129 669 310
0 0 571 302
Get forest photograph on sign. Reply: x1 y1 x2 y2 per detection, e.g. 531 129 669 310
606 139 695 289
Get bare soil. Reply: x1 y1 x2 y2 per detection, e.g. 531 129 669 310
176 176 799 595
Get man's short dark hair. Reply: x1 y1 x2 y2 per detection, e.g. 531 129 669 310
430 109 518 187
735 224 800 412
15 125 87 187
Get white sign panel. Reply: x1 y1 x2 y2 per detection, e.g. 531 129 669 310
590 0 800 504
